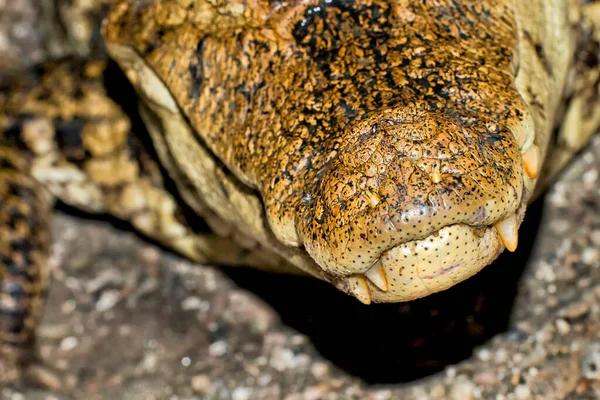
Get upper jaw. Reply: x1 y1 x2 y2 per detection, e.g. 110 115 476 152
333 196 529 304
270 109 540 304
291 111 526 276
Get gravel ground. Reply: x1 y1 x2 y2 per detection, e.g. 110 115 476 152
1 1 600 398
0 139 598 400
0 0 46 74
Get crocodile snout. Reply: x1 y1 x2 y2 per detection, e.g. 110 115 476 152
295 108 527 302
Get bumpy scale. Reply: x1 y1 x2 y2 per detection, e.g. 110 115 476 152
0 0 600 385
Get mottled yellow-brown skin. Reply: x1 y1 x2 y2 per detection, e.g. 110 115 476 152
1 0 600 386
102 0 600 300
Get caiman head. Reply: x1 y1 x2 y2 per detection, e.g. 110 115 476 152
103 0 544 303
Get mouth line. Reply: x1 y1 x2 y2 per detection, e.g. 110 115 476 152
336 215 520 305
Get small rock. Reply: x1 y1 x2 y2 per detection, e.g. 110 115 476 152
429 383 446 399
181 296 204 310
85 269 122 294
581 248 599 265
511 374 521 386
303 384 329 400
59 336 78 352
446 367 457 378
191 375 212 395
369 389 393 400
270 348 295 371
590 230 600 247
450 381 474 400
477 349 492 362
310 361 329 380
495 349 509 364
140 352 158 372
27 365 62 391
96 290 120 312
37 324 71 340
209 340 228 357
474 371 499 386
555 319 571 336
60 299 77 314
64 374 78 390
513 353 524 364
259 385 281 400
582 342 600 380
514 384 531 399
232 387 252 400
564 301 590 319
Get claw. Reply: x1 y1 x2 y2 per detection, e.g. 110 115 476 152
365 262 388 292
345 276 371 305
494 214 518 252
522 144 539 179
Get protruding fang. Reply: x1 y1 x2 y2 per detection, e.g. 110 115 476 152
365 262 389 292
522 144 539 179
494 214 518 252
344 276 372 305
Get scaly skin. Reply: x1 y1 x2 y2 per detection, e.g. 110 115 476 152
0 144 51 384
1 0 600 387
0 59 292 384
103 0 599 303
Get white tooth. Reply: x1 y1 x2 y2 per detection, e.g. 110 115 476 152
344 276 371 305
365 262 389 292
522 144 539 179
494 214 518 252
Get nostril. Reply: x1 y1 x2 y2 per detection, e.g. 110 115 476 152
295 110 524 276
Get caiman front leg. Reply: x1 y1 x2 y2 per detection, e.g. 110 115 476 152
2 59 287 270
0 146 52 385
0 58 291 385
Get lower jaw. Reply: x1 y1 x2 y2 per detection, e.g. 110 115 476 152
366 223 506 303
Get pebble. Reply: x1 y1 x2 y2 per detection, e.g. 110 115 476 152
582 343 600 380
512 353 524 364
581 248 599 265
95 290 121 312
475 371 499 386
514 384 531 399
555 319 571 336
59 336 78 352
181 296 204 310
429 384 446 399
27 365 62 392
303 384 329 400
37 324 71 340
140 352 158 372
510 374 521 386
590 230 600 246
209 340 228 357
450 381 474 400
495 349 509 364
310 362 329 379
369 389 393 400
259 385 281 400
60 299 77 314
564 301 590 319
85 269 122 293
270 348 295 371
232 387 251 400
191 375 212 395
477 349 492 362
